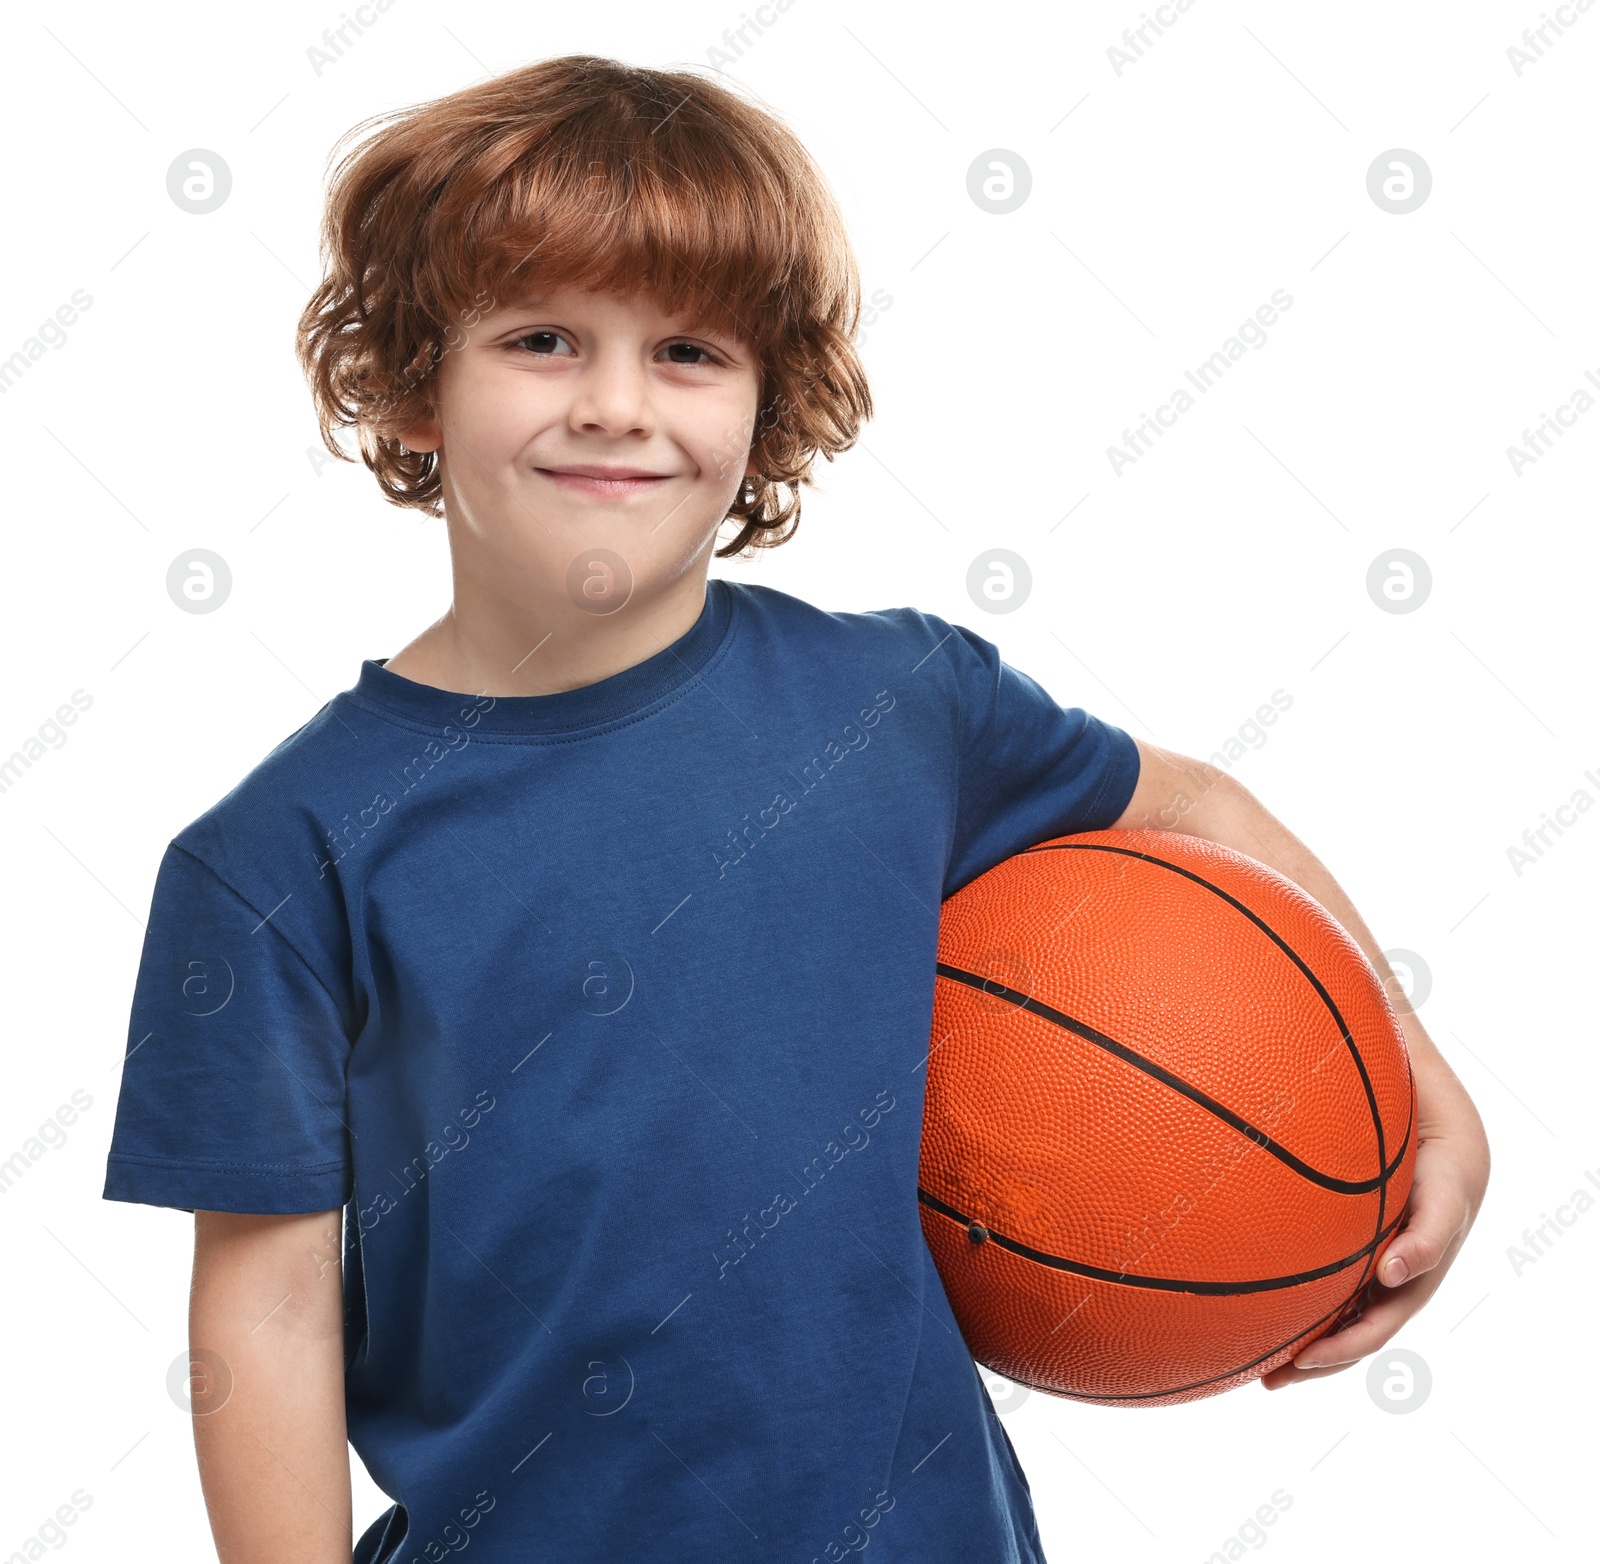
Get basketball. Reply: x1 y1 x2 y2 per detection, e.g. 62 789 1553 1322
919 828 1416 1407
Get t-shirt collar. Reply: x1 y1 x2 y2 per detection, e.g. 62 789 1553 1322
344 576 735 739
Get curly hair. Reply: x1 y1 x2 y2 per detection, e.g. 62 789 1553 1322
295 54 873 557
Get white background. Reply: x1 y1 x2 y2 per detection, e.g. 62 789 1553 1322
1 0 1595 1559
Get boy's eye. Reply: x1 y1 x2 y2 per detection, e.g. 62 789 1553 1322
660 341 722 367
513 331 573 356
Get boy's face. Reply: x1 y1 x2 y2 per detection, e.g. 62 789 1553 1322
399 284 761 607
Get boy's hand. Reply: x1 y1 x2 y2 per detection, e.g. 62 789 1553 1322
1259 1017 1490 1389
1113 743 1492 1390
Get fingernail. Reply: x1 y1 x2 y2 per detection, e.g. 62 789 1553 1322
1383 1256 1409 1286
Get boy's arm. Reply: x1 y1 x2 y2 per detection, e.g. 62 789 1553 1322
190 1209 353 1560
1111 740 1491 1390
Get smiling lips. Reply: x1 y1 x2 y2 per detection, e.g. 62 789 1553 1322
537 464 675 497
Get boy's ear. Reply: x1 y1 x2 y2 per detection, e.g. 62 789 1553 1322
398 415 443 453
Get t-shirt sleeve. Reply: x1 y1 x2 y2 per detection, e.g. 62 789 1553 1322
935 617 1142 899
103 842 355 1215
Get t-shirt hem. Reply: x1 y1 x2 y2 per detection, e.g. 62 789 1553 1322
1084 722 1142 827
102 1154 352 1215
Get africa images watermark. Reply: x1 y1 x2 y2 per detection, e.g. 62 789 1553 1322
711 688 897 880
0 290 94 397
712 1087 897 1280
1105 0 1205 77
705 0 799 69
1506 1 1594 76
0 1090 94 1196
0 689 94 798
7 1491 94 1560
314 693 496 878
307 287 500 479
1202 1489 1295 1563
350 1088 497 1238
1139 689 1294 831
305 0 401 77
1505 1164 1600 1277
1504 763 1600 877
1504 367 1600 477
1107 290 1295 475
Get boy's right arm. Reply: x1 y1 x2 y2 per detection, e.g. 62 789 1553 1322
190 1209 353 1563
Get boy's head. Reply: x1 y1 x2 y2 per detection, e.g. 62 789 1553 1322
297 55 872 584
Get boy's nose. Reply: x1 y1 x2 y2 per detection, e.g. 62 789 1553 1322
566 360 655 440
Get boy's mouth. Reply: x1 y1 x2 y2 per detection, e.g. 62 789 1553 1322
536 464 675 498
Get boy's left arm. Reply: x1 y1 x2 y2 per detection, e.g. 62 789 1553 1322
1112 740 1491 1390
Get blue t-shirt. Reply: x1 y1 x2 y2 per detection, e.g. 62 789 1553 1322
104 577 1140 1564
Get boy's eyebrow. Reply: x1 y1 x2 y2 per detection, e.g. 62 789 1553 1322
484 294 748 346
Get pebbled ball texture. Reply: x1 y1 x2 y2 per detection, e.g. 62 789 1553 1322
919 828 1416 1407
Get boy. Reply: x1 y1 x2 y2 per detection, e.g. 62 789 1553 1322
104 55 1489 1563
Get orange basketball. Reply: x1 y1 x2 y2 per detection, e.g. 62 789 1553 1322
919 828 1416 1406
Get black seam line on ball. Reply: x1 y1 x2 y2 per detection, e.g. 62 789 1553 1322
995 1287 1360 1403
1022 840 1390 1181
934 961 1407 1195
917 1187 1406 1296
1024 839 1396 1280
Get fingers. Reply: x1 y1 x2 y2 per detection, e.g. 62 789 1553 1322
1260 1357 1355 1390
1376 1133 1480 1288
1378 1207 1450 1289
1293 1293 1412 1370
1256 1088 1489 1392
1260 1265 1443 1389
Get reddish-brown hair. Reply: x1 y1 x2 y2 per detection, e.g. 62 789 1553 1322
295 55 872 556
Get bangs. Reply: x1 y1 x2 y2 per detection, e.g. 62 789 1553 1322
412 72 851 354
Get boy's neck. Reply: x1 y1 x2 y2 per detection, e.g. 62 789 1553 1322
382 561 714 700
